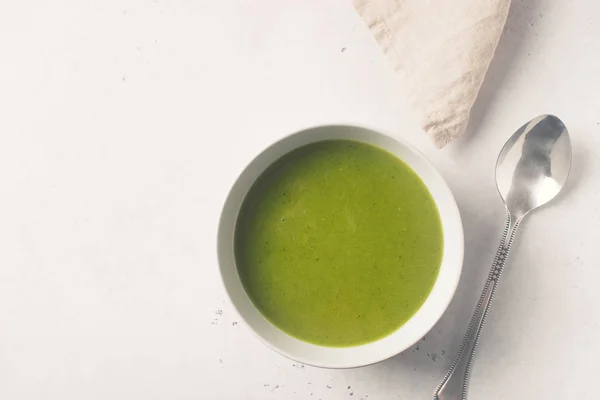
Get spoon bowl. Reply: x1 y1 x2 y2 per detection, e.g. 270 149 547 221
496 114 572 221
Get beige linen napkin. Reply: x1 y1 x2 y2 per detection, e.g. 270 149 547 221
354 0 511 148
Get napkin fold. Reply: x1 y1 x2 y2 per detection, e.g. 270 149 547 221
354 0 511 148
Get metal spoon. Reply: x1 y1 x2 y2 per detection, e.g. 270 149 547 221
434 115 572 400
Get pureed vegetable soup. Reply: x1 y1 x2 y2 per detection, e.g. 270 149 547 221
234 140 443 347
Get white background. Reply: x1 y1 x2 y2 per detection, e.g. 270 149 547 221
1 1 599 399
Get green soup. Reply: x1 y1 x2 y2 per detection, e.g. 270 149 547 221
234 140 443 347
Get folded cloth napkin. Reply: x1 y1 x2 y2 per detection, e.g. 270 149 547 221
354 0 511 148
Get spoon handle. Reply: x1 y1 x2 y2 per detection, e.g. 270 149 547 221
434 212 520 400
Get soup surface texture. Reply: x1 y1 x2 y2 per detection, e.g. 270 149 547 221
235 140 443 347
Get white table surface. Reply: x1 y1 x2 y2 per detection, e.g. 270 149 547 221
1 1 599 399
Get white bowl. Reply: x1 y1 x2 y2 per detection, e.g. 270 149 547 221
217 125 463 368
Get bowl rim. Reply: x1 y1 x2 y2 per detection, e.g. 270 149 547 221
217 123 464 368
